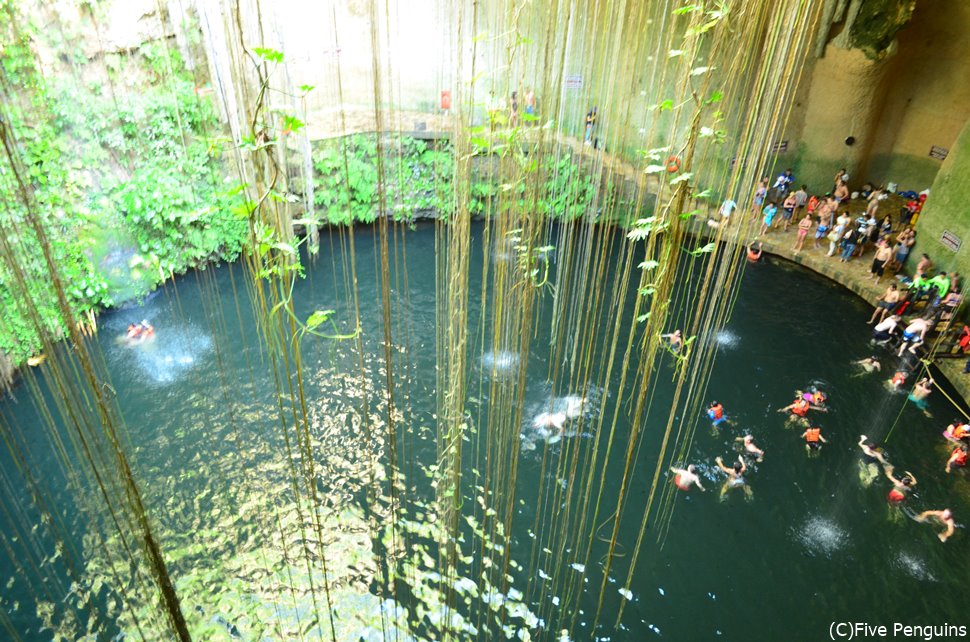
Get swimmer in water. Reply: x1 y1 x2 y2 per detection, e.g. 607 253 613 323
914 509 956 543
707 400 726 426
778 394 825 426
746 242 762 263
669 464 705 492
714 455 750 500
660 329 683 354
945 443 968 474
853 356 881 374
883 465 916 504
801 426 827 453
911 377 933 400
857 435 887 463
533 412 567 438
888 370 908 391
858 435 887 486
735 434 764 462
943 419 969 443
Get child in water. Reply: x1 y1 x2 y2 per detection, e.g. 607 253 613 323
707 400 727 426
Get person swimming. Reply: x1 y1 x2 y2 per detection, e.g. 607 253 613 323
914 509 956 543
533 411 568 439
943 419 970 443
661 329 683 354
857 435 887 487
945 443 968 474
883 465 916 504
801 426 827 453
889 370 908 390
125 320 155 343
669 464 705 492
909 377 933 402
715 455 750 500
746 242 762 263
853 357 881 374
735 434 764 462
707 400 726 426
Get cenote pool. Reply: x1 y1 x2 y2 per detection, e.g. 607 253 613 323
1 222 967 640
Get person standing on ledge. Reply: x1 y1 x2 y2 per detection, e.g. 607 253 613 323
584 107 596 145
792 211 813 252
915 509 955 542
759 201 777 236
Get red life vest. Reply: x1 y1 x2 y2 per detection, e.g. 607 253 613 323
792 399 810 417
805 428 821 443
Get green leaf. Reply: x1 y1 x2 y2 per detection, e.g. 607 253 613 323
306 309 334 330
706 90 723 104
638 260 659 270
253 47 284 64
687 242 717 256
298 84 315 93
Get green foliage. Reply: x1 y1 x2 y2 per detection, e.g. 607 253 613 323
313 135 454 224
0 16 246 367
312 134 595 223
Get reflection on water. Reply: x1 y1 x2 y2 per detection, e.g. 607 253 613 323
893 551 937 582
479 350 520 377
794 515 849 558
714 328 739 349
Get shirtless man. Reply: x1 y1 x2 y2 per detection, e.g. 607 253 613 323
853 357 881 373
868 283 899 324
715 455 750 499
661 329 683 353
735 434 764 462
869 239 893 283
669 464 705 491
897 317 932 356
915 509 956 543
872 314 901 343
910 377 934 401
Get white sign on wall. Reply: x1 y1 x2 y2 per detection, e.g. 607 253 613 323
941 229 962 252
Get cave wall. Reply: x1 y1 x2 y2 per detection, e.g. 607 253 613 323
781 0 970 195
912 117 970 279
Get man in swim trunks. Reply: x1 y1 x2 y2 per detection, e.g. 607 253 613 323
910 376 933 401
735 434 764 462
915 509 955 542
883 465 916 504
897 317 932 356
669 464 705 491
858 434 887 465
868 284 900 325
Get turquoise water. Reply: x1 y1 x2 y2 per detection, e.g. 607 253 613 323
0 222 967 640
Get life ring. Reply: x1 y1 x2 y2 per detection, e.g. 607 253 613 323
666 155 681 173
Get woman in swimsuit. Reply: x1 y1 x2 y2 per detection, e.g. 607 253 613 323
715 455 751 500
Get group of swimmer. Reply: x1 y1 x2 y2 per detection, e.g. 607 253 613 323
124 320 155 344
670 383 959 542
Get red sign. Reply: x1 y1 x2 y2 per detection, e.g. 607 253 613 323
440 90 452 110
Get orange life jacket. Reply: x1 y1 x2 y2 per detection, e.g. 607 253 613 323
954 424 970 440
891 372 906 386
805 428 821 443
792 399 810 417
711 404 724 420
952 449 968 466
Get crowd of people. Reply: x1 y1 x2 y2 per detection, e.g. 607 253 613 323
672 168 967 543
